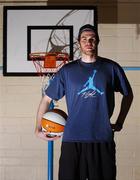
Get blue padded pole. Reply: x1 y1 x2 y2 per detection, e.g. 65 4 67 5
48 101 54 180
48 141 53 180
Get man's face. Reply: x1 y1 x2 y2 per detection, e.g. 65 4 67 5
79 31 98 56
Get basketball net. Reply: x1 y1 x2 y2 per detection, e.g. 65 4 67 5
30 52 69 96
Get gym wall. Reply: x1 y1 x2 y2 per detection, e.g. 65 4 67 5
0 1 140 180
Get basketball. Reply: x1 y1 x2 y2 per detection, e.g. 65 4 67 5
41 109 67 137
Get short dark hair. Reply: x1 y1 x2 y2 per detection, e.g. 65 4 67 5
78 24 99 44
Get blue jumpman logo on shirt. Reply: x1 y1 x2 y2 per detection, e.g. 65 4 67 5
78 70 104 96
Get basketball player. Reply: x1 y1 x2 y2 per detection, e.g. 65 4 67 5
35 24 133 180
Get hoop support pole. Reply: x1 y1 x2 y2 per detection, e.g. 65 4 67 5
48 100 55 180
48 141 53 180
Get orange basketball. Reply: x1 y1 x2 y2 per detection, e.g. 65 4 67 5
41 109 67 137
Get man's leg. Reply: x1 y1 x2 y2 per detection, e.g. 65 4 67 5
87 141 116 180
59 142 80 180
58 142 87 180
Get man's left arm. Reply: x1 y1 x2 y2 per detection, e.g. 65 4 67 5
111 90 133 132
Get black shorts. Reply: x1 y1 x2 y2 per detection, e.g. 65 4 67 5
59 142 116 180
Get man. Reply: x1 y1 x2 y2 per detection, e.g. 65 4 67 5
35 24 133 180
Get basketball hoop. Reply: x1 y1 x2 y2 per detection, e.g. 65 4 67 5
30 52 69 96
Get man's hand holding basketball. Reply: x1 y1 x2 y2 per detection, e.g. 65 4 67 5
35 129 61 141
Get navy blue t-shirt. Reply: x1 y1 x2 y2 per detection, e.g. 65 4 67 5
45 56 131 142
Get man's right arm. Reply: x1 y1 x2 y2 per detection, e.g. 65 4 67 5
35 95 60 141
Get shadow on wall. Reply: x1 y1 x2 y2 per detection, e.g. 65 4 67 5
48 0 140 36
